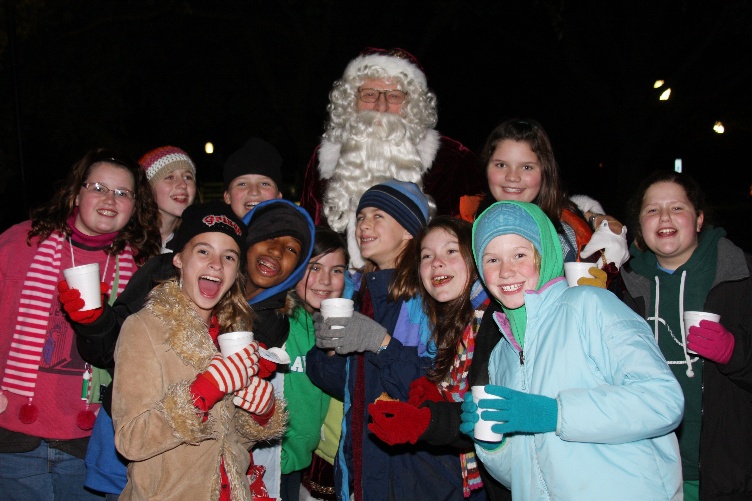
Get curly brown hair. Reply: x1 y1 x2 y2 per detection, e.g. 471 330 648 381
27 148 161 263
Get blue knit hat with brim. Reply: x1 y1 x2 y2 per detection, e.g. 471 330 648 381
356 180 429 237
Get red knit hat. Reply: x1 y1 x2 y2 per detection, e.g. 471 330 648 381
139 146 196 185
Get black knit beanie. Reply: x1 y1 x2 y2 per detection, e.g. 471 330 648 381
171 200 247 254
245 201 311 265
223 138 283 190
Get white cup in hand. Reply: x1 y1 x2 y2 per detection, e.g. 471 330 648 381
63 263 101 311
471 386 503 442
217 331 254 357
319 298 354 330
563 262 593 287
683 311 721 355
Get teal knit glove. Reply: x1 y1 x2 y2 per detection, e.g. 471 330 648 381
459 393 479 437
483 385 558 434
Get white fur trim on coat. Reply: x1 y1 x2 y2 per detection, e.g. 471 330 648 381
343 53 427 89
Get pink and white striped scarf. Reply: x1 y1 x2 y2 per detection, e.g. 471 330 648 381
0 231 135 402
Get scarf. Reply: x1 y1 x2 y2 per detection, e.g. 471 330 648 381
0 228 135 418
439 290 490 497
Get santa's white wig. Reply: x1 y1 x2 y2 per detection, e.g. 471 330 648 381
320 48 441 267
324 49 438 145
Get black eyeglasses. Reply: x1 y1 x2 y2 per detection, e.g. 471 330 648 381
357 88 408 105
81 182 136 201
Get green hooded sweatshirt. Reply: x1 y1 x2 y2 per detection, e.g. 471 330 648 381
627 226 724 481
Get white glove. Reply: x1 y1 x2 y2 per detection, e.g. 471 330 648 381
580 220 629 269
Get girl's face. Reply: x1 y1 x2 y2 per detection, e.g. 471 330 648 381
640 181 703 270
75 163 136 236
153 168 197 219
295 249 347 311
481 233 539 310
419 228 469 303
355 207 412 269
486 140 542 203
173 232 240 323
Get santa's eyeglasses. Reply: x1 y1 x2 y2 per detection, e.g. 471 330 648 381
357 88 408 105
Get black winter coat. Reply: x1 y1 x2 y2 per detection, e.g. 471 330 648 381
621 238 752 500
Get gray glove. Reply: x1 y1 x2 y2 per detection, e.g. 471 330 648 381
314 311 387 354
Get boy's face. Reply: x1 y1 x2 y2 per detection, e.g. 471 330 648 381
245 235 302 299
223 174 282 218
355 206 412 269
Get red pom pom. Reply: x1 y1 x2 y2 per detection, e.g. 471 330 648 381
77 409 97 430
19 402 38 424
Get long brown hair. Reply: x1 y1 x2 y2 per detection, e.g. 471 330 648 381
27 148 161 264
391 216 478 382
215 274 256 333
478 118 575 229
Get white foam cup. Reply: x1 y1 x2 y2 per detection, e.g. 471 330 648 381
471 386 504 442
564 262 595 287
63 263 101 311
683 311 721 355
217 331 254 357
319 298 354 330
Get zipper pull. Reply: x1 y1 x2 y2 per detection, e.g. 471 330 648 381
519 350 525 365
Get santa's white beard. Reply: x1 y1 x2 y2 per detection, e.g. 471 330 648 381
322 111 429 268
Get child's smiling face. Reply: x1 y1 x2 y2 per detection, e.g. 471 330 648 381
244 235 302 299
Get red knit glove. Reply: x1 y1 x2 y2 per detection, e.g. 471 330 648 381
407 376 444 406
57 280 108 324
368 400 431 445
256 343 277 379
233 376 275 417
688 320 735 364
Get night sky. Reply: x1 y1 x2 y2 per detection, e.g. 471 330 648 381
2 1 750 247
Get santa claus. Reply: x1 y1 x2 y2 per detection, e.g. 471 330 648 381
299 47 485 267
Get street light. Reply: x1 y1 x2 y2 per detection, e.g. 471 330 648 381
205 142 214 154
659 88 671 101
713 121 725 134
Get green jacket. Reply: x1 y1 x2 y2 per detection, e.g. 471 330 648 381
281 306 330 473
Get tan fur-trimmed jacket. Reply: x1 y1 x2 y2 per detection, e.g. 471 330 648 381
112 280 287 500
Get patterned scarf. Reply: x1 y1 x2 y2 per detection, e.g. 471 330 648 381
438 293 489 497
1 230 135 406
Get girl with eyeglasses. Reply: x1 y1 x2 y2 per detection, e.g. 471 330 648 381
0 148 160 500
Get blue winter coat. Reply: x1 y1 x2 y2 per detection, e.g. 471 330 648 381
307 269 467 501
477 278 684 501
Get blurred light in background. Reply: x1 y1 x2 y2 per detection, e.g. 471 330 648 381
205 142 214 154
659 88 671 101
654 80 665 88
713 121 725 134
674 158 682 173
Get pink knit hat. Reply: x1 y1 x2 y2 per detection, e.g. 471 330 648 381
139 146 196 185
